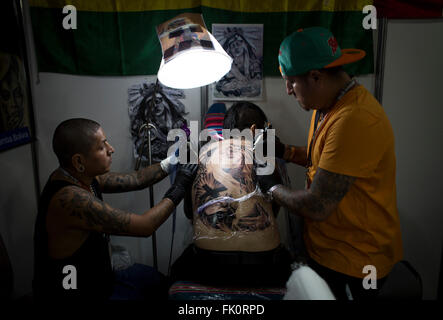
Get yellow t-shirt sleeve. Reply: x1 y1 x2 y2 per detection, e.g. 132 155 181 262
318 108 387 178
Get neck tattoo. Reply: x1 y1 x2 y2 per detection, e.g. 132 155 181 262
59 167 96 197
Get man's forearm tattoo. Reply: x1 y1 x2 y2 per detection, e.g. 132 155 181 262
58 187 131 234
275 168 355 220
99 163 166 193
99 173 137 193
311 168 355 203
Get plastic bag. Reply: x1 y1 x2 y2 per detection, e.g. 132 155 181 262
111 244 133 271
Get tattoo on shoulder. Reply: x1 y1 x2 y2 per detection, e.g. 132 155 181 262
57 186 130 234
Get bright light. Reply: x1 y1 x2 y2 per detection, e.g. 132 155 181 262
158 32 232 89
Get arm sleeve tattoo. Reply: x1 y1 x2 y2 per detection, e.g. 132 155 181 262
97 163 167 193
273 167 355 221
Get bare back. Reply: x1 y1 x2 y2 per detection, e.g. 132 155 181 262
192 138 280 252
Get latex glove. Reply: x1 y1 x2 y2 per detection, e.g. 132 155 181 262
254 126 286 160
160 141 199 174
163 163 198 206
160 153 178 174
256 165 283 194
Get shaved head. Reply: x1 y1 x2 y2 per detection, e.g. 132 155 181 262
52 118 101 168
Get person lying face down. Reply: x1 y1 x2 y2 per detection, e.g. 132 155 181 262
172 102 292 288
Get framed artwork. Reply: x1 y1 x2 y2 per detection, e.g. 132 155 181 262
211 24 264 101
127 81 187 163
0 0 34 152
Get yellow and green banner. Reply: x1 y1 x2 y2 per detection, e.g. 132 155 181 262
29 0 374 76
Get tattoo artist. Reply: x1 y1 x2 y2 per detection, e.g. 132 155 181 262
33 118 197 301
257 27 403 300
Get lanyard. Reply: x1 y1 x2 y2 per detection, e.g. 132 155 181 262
306 110 323 169
305 78 357 184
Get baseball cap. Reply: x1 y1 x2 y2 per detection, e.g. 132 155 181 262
278 27 366 76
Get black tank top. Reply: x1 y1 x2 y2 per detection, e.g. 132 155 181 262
33 177 114 301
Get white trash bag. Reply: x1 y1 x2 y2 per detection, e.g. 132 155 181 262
284 263 335 300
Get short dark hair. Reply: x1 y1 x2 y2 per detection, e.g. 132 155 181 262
222 101 267 131
52 118 101 168
297 66 346 81
321 66 345 76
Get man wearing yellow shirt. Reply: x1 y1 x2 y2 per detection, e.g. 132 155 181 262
258 27 403 300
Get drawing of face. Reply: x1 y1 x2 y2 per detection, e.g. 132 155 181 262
201 201 238 231
228 35 246 57
144 91 186 161
0 53 25 131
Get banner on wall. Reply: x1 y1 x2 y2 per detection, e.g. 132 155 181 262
374 0 443 18
0 1 33 152
29 0 375 77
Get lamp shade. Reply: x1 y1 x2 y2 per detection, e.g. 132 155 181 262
156 13 232 89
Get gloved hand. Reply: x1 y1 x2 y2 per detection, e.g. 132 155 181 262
256 166 283 194
255 126 286 159
163 163 198 206
160 153 178 174
160 141 199 174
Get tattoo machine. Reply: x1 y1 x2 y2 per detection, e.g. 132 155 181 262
253 122 272 151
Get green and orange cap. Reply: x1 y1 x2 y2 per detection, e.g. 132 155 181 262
278 27 366 76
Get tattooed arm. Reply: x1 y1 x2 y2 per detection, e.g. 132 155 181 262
96 163 168 193
271 168 355 221
52 185 174 236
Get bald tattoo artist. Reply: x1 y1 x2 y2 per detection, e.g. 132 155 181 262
33 118 197 300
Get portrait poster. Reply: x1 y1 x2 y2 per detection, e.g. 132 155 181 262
212 24 264 101
127 81 187 163
0 1 34 152
156 13 215 64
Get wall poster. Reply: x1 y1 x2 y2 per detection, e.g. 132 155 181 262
0 1 34 152
211 24 264 101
